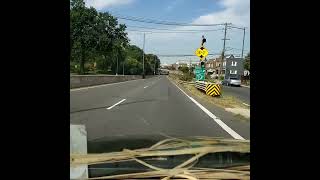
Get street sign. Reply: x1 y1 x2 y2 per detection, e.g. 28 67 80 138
195 46 209 60
195 66 205 81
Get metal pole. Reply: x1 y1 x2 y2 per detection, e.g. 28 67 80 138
154 56 156 75
241 28 246 59
190 58 191 74
221 23 228 79
123 61 124 75
116 54 118 76
142 33 145 78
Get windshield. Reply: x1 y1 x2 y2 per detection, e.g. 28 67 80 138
70 0 250 179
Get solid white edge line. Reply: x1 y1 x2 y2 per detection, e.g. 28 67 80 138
106 99 126 110
144 86 148 88
168 77 245 140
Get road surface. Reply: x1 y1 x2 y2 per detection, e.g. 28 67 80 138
70 76 249 151
221 85 250 105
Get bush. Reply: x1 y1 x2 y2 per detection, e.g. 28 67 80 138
178 66 189 74
179 73 194 81
219 76 224 80
206 74 213 80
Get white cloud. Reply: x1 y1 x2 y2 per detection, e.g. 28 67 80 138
165 0 182 12
127 0 250 64
85 0 134 10
194 0 250 27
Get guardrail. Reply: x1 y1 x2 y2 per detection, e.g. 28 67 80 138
195 81 221 96
195 81 206 91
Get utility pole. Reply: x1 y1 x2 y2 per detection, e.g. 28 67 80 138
241 27 246 59
220 23 230 79
123 61 124 75
116 54 118 76
142 33 146 78
154 56 156 75
189 58 192 74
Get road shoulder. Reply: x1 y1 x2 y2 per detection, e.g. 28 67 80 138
167 76 250 139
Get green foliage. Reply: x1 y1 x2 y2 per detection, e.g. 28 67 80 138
178 66 189 74
70 0 160 75
179 73 194 81
244 52 250 71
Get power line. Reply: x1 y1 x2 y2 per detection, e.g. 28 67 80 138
229 26 244 30
126 29 223 34
109 11 247 29
126 25 225 32
156 53 227 57
226 47 249 52
114 14 225 26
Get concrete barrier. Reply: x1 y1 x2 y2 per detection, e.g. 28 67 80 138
70 75 155 89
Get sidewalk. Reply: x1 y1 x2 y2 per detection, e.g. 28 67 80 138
241 85 250 88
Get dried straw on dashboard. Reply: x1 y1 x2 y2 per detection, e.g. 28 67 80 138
70 137 250 180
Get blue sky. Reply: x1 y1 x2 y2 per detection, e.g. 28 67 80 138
85 0 250 64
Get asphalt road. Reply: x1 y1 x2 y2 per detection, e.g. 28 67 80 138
221 85 250 105
70 76 249 151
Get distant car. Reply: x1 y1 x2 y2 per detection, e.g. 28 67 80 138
222 77 241 86
160 70 169 75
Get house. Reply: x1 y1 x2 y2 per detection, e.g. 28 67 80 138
224 55 244 80
205 59 216 76
208 55 244 79
212 57 226 77
205 59 215 69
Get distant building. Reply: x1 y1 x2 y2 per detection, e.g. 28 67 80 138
206 55 244 79
205 59 216 76
224 55 244 79
171 61 189 70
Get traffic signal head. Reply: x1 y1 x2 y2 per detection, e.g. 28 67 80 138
202 35 206 45
200 61 205 68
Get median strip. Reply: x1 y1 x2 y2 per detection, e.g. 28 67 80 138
106 99 126 110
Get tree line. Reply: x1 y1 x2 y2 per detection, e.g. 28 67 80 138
70 0 160 75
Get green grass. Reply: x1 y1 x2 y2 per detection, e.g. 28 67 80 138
182 83 248 109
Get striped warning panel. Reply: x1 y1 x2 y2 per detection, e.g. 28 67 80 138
205 84 221 96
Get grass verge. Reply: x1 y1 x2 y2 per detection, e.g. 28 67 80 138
168 74 250 121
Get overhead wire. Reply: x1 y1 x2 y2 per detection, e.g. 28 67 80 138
112 13 226 27
126 25 225 32
126 29 224 34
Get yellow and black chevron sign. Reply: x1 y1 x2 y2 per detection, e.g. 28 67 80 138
205 84 221 96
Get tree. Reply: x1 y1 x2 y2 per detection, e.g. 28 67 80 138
70 0 99 74
95 12 129 74
70 0 160 75
244 52 250 71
